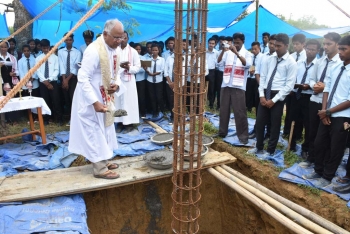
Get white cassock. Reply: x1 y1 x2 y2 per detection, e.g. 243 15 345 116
68 40 118 163
114 44 140 124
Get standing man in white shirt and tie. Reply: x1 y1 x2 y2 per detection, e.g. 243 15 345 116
206 37 219 109
289 39 320 155
36 39 63 126
303 35 350 188
299 32 341 168
58 32 82 126
18 44 39 97
162 37 175 62
260 32 270 54
253 33 297 156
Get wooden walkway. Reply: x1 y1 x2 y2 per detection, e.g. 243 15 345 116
0 149 236 203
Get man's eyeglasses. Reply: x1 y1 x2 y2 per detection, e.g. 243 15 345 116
107 33 125 41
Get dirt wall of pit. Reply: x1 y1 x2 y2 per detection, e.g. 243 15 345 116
84 168 293 234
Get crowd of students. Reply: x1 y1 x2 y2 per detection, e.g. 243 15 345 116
1 29 350 191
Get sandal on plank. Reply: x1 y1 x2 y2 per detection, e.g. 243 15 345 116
94 170 120 179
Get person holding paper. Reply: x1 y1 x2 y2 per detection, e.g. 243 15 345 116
216 33 252 144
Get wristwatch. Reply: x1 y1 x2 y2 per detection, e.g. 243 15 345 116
326 109 331 116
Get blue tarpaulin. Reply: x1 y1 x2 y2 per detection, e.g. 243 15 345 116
20 0 252 45
0 13 10 38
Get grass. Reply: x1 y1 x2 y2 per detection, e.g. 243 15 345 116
284 150 301 167
297 184 321 196
203 121 218 135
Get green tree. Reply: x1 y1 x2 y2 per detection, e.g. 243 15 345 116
277 14 329 29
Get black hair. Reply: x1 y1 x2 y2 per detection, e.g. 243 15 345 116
124 30 129 38
167 37 175 43
64 32 74 39
305 39 321 49
262 32 270 38
151 43 160 50
35 39 41 45
212 35 219 40
275 33 289 45
232 33 245 42
158 41 164 49
251 41 261 47
225 36 232 41
40 39 50 47
146 41 152 47
8 38 16 45
324 32 341 44
83 30 94 39
208 37 216 43
292 33 306 44
338 35 350 46
269 34 276 41
133 43 142 49
182 39 192 44
129 41 135 47
21 44 30 51
27 39 35 44
219 36 226 40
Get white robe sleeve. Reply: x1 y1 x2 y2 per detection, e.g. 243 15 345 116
77 45 100 106
127 48 141 74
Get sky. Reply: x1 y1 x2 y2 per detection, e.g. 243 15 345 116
0 0 349 28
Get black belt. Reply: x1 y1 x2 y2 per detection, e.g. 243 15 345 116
264 89 279 94
293 92 311 98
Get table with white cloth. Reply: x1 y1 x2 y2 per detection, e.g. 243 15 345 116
0 96 51 144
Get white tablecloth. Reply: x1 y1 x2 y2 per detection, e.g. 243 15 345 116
0 96 51 115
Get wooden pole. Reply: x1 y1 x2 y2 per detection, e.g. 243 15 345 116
287 121 295 151
221 165 350 234
326 0 350 18
255 0 259 42
208 168 313 234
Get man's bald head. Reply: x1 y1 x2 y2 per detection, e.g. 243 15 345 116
103 19 124 49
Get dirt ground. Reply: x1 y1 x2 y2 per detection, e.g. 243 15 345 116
83 140 350 233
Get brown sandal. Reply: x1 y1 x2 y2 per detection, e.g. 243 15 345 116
94 170 120 179
107 163 119 170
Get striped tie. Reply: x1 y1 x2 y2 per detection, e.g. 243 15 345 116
265 58 283 100
326 66 346 109
296 63 314 100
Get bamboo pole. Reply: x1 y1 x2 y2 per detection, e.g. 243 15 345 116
144 120 168 133
287 120 295 151
215 166 331 234
207 168 313 234
221 165 350 234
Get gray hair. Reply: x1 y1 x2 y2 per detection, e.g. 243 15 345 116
104 19 124 33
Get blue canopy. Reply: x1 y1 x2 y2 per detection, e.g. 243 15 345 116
20 0 252 46
0 13 10 38
211 5 320 48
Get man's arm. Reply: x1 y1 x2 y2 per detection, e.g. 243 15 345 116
127 49 141 74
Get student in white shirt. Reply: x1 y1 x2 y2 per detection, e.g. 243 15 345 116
79 30 94 55
164 52 175 123
18 44 39 97
58 32 82 123
289 39 320 155
134 43 147 118
299 32 341 168
254 33 297 156
206 37 219 109
260 32 270 54
303 35 350 188
144 43 165 118
162 37 175 63
36 39 63 125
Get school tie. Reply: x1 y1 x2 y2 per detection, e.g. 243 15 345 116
262 45 266 53
296 63 314 100
152 59 157 83
27 58 30 71
265 58 284 100
66 50 71 76
326 66 346 109
296 53 300 62
44 60 49 79
319 58 330 82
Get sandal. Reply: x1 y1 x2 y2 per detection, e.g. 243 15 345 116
107 163 119 170
336 176 350 184
94 170 120 179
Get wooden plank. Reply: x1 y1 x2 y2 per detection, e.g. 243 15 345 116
0 149 236 203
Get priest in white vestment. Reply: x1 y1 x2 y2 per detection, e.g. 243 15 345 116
114 31 141 133
68 19 124 179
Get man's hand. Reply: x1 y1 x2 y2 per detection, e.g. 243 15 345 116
168 81 174 90
317 109 327 120
301 84 310 90
249 69 255 76
62 79 69 90
260 97 267 106
93 101 107 113
43 80 53 90
230 45 238 54
313 82 325 94
265 100 275 108
120 62 130 70
321 116 331 125
108 83 119 94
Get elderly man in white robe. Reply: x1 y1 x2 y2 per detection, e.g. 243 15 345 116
114 31 141 133
68 19 124 179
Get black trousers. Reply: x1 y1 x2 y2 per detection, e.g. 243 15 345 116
245 78 257 110
314 117 350 180
256 91 285 154
283 94 292 135
39 81 63 121
147 81 164 114
206 69 216 107
307 101 322 163
61 76 77 114
219 87 248 141
166 84 174 119
214 70 223 109
290 93 311 151
136 80 147 116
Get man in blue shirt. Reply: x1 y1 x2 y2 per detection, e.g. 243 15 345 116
303 35 350 188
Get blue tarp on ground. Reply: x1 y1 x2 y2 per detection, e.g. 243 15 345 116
0 13 10 38
21 0 252 45
209 5 320 48
0 194 90 234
